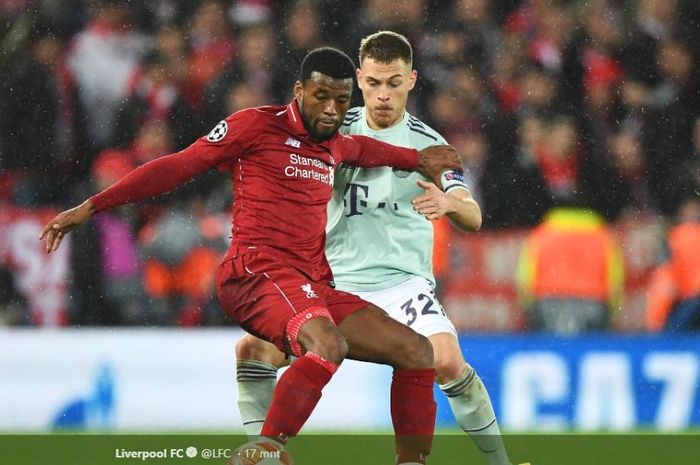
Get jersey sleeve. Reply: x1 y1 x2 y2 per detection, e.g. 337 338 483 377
91 109 260 212
190 108 261 172
334 134 419 169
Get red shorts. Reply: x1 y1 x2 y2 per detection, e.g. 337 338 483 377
217 251 368 353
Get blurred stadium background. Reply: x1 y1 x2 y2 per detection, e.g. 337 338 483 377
0 0 698 437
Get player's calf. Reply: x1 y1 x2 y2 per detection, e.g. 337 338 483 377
235 335 289 438
440 365 512 465
260 310 347 442
338 305 436 464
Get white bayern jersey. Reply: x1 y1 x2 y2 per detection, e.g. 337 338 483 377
325 106 448 292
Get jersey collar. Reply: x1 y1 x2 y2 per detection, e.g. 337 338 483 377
361 107 410 136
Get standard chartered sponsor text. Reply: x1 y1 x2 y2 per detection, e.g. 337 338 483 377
285 153 333 185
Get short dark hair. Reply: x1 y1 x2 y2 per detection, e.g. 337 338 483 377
299 47 356 82
359 31 412 66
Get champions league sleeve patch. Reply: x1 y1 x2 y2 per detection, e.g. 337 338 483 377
206 120 228 142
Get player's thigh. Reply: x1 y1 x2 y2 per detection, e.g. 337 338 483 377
356 277 458 338
217 252 334 354
335 303 432 369
428 332 467 384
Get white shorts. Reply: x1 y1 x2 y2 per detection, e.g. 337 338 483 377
350 276 457 338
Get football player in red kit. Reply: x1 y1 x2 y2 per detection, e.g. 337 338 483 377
41 47 462 464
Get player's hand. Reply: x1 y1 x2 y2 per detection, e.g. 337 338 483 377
412 179 455 221
39 200 95 253
416 145 463 187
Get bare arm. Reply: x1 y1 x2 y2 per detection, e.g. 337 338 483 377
39 199 95 253
411 180 482 232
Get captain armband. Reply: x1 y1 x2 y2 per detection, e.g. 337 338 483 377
440 170 470 193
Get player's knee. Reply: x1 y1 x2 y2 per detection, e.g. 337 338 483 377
396 332 434 369
235 334 260 360
235 334 283 367
306 328 348 365
434 354 467 385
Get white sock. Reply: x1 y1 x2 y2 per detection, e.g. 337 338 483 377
440 365 511 465
236 359 277 438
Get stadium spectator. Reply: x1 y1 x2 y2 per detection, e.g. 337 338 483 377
517 197 625 333
0 266 29 326
621 0 678 86
65 0 150 151
0 24 83 206
447 0 502 77
559 0 623 114
222 80 268 115
525 0 571 74
489 38 527 114
114 50 199 150
604 130 656 221
451 130 488 207
350 0 427 50
69 150 148 326
140 201 228 326
153 26 189 86
181 0 236 112
40 47 465 463
516 66 560 119
533 116 581 200
204 23 276 127
665 116 700 208
510 115 550 226
646 197 700 331
271 0 325 103
644 40 699 215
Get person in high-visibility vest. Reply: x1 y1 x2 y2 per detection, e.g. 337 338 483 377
517 205 624 332
647 197 700 331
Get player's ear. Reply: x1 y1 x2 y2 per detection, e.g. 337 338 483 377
408 69 417 91
293 81 304 100
356 68 364 89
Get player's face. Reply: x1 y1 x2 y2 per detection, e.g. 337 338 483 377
295 72 353 141
357 57 416 130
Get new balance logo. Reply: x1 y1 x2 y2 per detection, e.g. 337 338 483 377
301 283 318 299
285 137 301 148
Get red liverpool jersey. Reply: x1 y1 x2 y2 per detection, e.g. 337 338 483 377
91 101 419 282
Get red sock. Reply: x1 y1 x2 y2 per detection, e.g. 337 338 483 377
260 352 337 440
391 368 437 464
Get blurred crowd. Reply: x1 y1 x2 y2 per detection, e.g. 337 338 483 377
0 0 698 328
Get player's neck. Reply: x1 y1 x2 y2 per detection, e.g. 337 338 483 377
364 107 406 131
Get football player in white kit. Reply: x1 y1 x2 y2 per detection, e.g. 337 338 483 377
235 31 513 465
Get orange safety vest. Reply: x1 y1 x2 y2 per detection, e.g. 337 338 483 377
144 246 221 300
646 263 678 331
517 208 624 310
668 223 700 299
